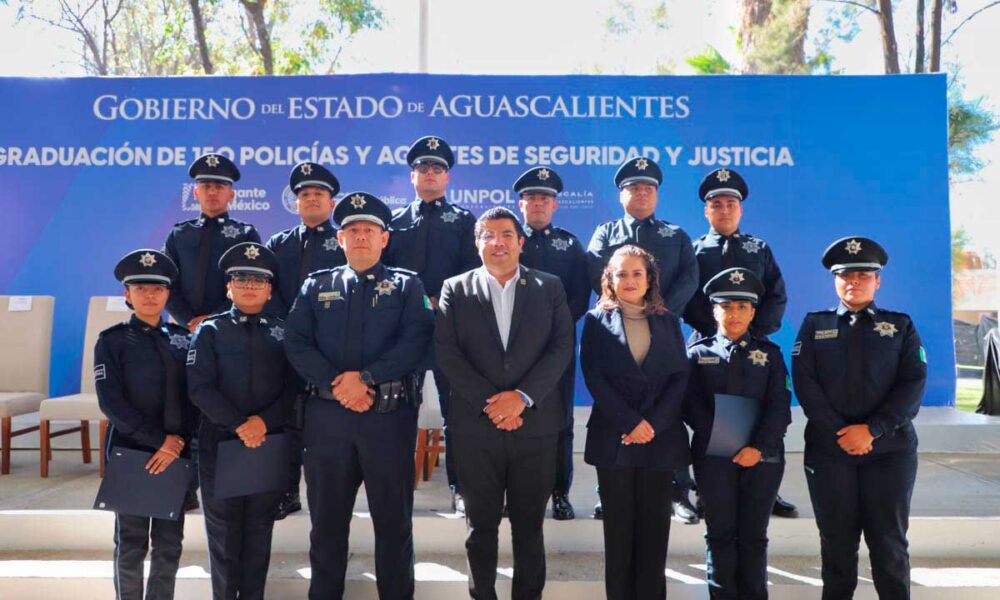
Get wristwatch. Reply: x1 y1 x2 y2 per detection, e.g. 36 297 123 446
360 371 375 386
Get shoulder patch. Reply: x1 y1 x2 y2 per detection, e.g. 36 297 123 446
919 346 927 364
94 364 106 381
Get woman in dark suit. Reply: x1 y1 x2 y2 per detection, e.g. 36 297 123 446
684 268 791 599
581 244 690 600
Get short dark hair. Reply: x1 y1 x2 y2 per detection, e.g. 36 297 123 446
475 207 526 240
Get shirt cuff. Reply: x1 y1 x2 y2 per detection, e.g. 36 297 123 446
516 390 534 408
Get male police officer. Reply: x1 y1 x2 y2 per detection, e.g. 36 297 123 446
792 237 927 599
164 153 260 332
515 166 590 520
587 156 698 315
284 192 434 600
265 161 346 519
187 242 296 600
384 135 479 512
681 168 796 522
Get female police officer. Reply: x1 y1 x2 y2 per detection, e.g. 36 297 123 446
95 249 195 600
187 242 296 600
793 237 927 599
581 244 690 600
684 267 791 599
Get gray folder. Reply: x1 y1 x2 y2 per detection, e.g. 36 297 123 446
214 432 292 500
706 394 761 458
93 447 193 520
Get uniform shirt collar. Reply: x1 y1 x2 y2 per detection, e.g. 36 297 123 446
525 223 553 237
300 219 333 235
129 314 164 331
229 306 269 324
347 262 383 282
708 227 741 239
417 196 447 214
623 213 656 228
198 212 229 225
836 301 878 317
716 331 751 349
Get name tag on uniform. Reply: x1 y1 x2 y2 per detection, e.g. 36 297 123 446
318 291 340 301
698 356 721 365
814 329 838 340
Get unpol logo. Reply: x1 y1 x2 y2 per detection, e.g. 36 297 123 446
281 185 298 215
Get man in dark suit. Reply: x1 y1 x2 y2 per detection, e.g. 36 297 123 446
435 207 574 600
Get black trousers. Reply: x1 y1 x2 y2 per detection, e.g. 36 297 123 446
452 432 557 600
553 358 576 495
805 449 918 600
596 466 673 600
673 466 696 501
286 425 303 493
113 512 185 600
694 457 784 599
199 434 281 600
303 402 418 600
434 367 460 492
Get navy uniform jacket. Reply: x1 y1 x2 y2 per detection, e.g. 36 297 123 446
186 308 295 436
792 303 927 460
264 221 346 318
684 333 791 461
586 215 699 315
384 197 479 299
520 224 591 322
163 213 260 324
685 230 787 338
283 263 434 397
95 316 197 452
580 307 690 471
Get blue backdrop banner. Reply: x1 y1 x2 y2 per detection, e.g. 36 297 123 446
0 74 953 405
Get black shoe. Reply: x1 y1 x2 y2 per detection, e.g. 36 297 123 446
672 497 700 525
274 491 302 521
552 493 576 521
592 501 603 520
772 494 799 518
183 491 200 513
451 491 466 515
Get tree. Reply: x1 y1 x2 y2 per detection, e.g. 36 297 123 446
739 0 812 74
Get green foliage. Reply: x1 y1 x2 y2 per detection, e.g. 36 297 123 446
685 46 732 74
953 226 972 272
948 81 1000 178
742 0 810 74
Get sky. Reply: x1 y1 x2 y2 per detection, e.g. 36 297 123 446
0 0 997 258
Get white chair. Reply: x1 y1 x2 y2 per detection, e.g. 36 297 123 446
414 370 446 488
0 296 54 475
38 297 128 477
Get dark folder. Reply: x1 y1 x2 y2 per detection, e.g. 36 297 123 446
706 394 762 458
214 433 292 500
93 447 193 521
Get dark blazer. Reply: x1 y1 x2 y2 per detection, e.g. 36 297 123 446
581 306 691 471
435 266 574 438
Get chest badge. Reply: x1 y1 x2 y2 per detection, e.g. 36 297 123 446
874 321 898 338
742 239 761 254
269 326 284 341
551 238 570 251
169 334 190 350
748 349 769 367
441 211 459 223
657 225 675 238
375 279 397 296
322 237 339 252
221 224 241 239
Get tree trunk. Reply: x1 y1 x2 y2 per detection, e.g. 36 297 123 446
240 0 274 75
877 0 901 73
915 0 926 73
739 0 773 73
188 0 214 74
929 0 943 72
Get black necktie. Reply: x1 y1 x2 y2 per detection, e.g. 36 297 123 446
847 312 866 414
191 218 215 312
725 342 743 395
299 227 317 285
149 329 182 434
248 315 267 398
635 218 652 249
412 203 433 273
345 275 370 370
720 236 737 269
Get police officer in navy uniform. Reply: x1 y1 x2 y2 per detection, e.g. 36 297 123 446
95 249 196 600
681 168 796 523
384 135 479 512
284 192 434 600
187 242 296 600
586 156 699 519
684 268 791 599
792 237 927 600
515 166 590 521
265 161 346 519
587 156 699 315
164 153 261 333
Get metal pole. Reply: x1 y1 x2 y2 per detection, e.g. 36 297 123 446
418 0 429 73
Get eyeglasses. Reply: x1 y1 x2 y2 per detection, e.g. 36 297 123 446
414 164 447 175
230 275 270 289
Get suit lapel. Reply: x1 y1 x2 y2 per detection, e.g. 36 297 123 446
506 268 529 347
641 314 664 379
472 271 504 349
609 309 645 379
